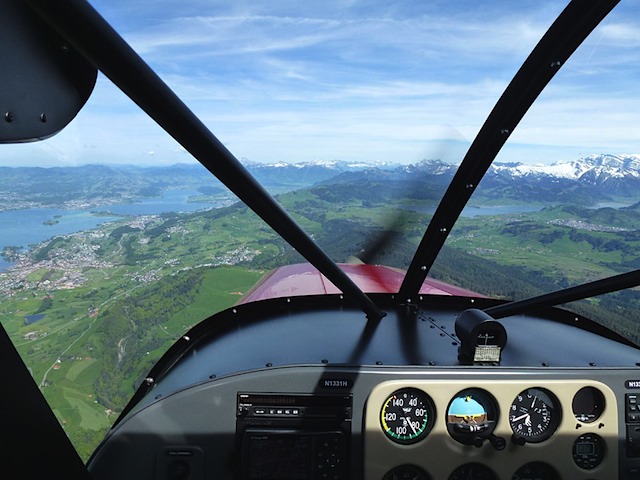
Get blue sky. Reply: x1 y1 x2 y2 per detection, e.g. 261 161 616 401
4 0 640 166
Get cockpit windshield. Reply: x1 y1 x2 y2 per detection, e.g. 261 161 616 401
1 0 639 462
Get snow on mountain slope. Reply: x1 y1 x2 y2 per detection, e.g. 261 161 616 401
491 154 640 181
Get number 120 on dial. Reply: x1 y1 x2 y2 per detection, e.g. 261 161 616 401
380 388 436 444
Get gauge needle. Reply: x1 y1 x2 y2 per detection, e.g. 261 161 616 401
511 413 530 422
402 416 418 435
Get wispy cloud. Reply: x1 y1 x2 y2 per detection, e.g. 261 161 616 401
6 0 639 167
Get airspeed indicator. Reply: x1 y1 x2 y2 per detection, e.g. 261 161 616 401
380 388 435 444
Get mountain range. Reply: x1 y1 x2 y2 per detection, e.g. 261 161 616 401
2 154 640 210
316 154 640 204
257 153 640 191
485 154 640 201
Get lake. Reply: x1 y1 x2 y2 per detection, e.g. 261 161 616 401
461 205 542 217
398 204 543 217
0 190 219 271
0 196 557 272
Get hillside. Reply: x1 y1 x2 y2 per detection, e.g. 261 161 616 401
2 157 640 459
0 161 386 211
4 154 640 213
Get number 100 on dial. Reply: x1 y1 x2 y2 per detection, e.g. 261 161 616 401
380 388 436 444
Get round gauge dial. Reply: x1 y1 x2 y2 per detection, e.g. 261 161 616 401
509 388 560 443
380 388 435 444
512 461 559 480
448 463 497 480
383 464 432 480
446 389 498 445
573 433 605 470
572 386 605 423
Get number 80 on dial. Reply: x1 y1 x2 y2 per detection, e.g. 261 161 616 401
380 388 436 444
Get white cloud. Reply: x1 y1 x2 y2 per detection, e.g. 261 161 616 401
5 0 639 168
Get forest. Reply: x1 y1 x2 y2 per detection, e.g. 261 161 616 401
4 168 640 460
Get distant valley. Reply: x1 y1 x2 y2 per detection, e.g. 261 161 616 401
2 154 640 460
2 154 640 213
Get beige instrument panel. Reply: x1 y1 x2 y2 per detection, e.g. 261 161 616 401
365 379 617 479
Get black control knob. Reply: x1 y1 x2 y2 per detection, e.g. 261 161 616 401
488 434 506 450
167 459 191 480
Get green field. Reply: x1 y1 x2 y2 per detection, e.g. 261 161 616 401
3 188 640 460
2 253 263 459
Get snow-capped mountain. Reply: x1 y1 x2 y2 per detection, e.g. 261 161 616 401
5 154 639 211
245 159 395 187
491 154 640 181
398 159 457 176
312 154 640 205
240 155 640 201
484 154 640 199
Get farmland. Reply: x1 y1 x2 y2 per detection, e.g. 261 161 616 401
3 169 640 459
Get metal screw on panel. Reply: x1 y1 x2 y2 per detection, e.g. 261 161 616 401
500 128 510 135
321 359 329 364
376 361 383 365
265 363 273 367
40 113 47 123
428 361 436 366
4 112 14 122
145 377 154 385
550 60 562 68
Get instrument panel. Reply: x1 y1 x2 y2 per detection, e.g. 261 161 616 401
366 379 617 479
86 298 640 480
87 365 640 480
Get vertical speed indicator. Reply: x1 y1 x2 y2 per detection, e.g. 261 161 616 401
380 388 435 444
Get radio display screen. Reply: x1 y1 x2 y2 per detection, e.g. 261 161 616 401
237 393 351 479
245 432 313 479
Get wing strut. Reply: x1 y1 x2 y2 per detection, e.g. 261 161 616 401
398 0 619 302
23 0 385 320
485 270 640 320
